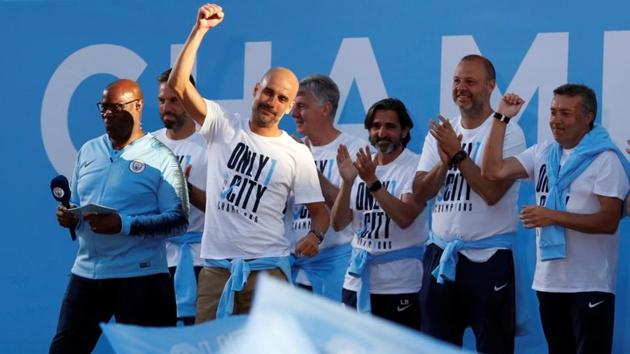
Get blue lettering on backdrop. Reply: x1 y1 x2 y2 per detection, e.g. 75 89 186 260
2 0 630 353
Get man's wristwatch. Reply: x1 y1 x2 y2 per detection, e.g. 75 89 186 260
368 180 383 193
309 229 325 244
493 111 511 124
449 150 468 166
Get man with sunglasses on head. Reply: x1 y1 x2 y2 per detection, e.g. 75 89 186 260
50 79 189 354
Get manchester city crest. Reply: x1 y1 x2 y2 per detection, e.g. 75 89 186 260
129 160 146 173
52 187 65 199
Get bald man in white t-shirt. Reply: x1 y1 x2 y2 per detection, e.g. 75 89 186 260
169 4 329 322
414 55 525 353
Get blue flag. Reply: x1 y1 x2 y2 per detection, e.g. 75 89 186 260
224 275 473 354
101 315 247 354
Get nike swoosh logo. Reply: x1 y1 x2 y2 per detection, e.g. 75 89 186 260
589 300 605 309
494 283 508 291
397 304 412 312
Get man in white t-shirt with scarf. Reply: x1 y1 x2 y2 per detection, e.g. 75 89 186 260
168 3 329 323
153 68 207 325
332 98 428 329
287 74 367 301
414 54 526 353
483 84 630 354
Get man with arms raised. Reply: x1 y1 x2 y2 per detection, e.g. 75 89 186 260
482 84 630 354
414 55 525 352
288 74 366 301
169 3 328 322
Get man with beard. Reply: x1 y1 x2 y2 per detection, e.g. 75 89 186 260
168 3 328 322
414 55 525 352
331 98 428 329
153 69 207 326
287 75 367 301
50 79 189 354
483 85 630 354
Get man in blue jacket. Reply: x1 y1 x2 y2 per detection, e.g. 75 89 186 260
49 79 189 354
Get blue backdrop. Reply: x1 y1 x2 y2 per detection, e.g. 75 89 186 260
2 0 630 352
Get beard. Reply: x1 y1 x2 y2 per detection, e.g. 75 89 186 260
160 111 185 130
453 90 489 116
252 103 280 127
369 136 400 154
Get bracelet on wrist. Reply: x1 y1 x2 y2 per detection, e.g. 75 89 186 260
449 150 468 166
309 229 325 244
367 180 383 193
493 111 511 124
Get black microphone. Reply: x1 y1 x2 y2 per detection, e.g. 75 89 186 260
50 175 77 241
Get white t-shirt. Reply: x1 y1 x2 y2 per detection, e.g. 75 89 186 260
343 149 429 294
288 133 368 249
417 115 526 262
287 133 367 285
199 100 324 259
153 128 207 267
515 141 629 294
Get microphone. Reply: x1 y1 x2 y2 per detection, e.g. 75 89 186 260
50 175 77 241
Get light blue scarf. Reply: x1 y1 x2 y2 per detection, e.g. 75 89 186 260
204 256 292 318
541 125 630 261
347 245 425 313
168 232 202 318
291 243 351 302
428 231 514 284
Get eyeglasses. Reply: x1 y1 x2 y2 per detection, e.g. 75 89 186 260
96 98 140 114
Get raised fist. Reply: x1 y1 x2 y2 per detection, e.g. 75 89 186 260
496 93 525 118
196 3 225 30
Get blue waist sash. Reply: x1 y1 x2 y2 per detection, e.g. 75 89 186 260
291 243 352 302
347 245 425 313
428 232 514 284
167 232 202 318
204 256 292 318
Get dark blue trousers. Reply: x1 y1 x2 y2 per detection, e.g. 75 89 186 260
342 289 421 330
420 244 515 354
537 291 614 354
49 273 176 354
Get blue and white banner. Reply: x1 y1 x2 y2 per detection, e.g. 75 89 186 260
225 275 472 354
101 316 247 354
2 0 630 353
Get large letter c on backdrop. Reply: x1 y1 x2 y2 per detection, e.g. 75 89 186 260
41 44 147 177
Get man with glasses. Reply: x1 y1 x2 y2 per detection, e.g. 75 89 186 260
50 79 189 354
